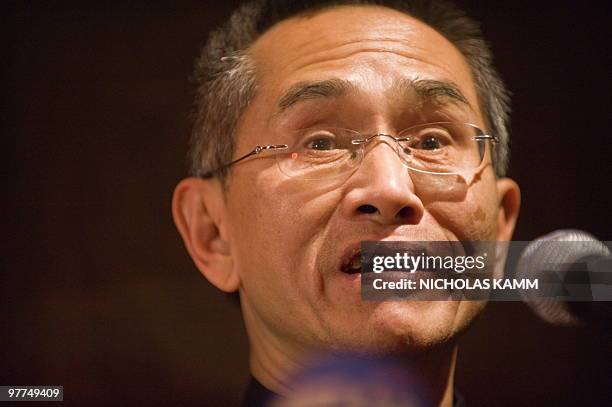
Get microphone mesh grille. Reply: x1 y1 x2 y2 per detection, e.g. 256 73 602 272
516 230 610 325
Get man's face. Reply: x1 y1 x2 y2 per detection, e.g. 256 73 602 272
218 6 515 354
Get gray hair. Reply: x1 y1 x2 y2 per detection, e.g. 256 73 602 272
190 0 511 179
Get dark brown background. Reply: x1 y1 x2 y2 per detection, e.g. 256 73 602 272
5 1 612 406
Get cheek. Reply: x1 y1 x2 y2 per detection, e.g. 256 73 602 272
225 172 349 340
226 172 343 284
227 178 294 272
425 183 498 241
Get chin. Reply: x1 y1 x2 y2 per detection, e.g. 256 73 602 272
357 300 484 354
317 297 486 357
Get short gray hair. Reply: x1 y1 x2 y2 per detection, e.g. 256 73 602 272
190 0 511 179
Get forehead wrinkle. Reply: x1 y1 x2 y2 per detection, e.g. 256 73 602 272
265 43 475 113
253 6 468 83
279 40 440 80
258 4 443 61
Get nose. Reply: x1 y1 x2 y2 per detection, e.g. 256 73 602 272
340 139 425 225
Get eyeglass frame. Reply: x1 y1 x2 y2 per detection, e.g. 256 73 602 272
197 121 499 179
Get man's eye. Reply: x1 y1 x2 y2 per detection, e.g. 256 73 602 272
306 137 336 150
409 129 452 150
420 136 442 150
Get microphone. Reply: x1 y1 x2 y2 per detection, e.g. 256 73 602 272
516 229 612 329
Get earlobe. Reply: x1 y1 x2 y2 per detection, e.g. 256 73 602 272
495 178 521 241
172 177 239 292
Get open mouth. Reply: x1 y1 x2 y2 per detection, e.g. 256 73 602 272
338 241 460 276
340 249 362 274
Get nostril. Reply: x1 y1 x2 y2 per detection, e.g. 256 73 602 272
397 206 413 219
357 204 378 214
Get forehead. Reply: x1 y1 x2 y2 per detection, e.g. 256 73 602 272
248 5 481 124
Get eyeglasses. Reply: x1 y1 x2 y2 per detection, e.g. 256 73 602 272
198 122 497 180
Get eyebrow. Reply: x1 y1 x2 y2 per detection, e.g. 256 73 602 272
277 78 357 112
403 78 471 108
275 77 471 115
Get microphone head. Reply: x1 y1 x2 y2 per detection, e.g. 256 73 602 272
516 229 610 326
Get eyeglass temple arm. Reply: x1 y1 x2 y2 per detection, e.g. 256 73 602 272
198 144 288 179
474 134 498 142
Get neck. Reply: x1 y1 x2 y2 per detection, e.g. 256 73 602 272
242 297 309 396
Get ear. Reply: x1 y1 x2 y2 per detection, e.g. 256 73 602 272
495 177 521 241
172 177 239 292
